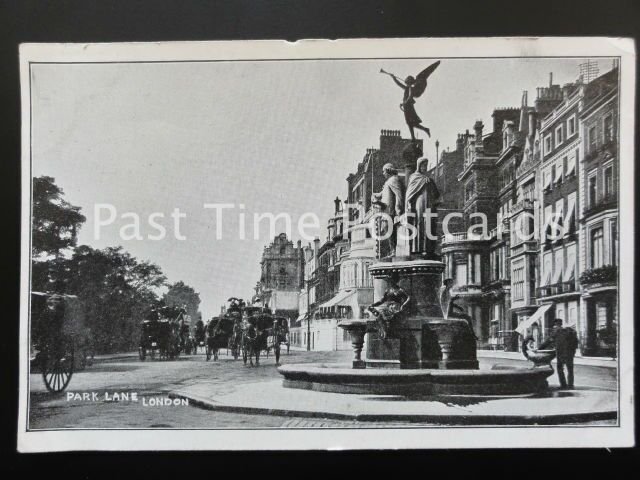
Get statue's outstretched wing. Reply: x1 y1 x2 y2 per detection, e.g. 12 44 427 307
413 61 440 98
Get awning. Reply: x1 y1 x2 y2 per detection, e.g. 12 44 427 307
541 252 553 286
563 245 576 282
319 288 374 312
319 289 357 309
515 304 553 335
543 169 552 189
555 159 563 182
552 249 563 284
564 195 576 233
566 151 576 176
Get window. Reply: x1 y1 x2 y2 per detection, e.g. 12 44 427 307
604 164 614 198
568 115 576 136
513 266 525 301
588 171 598 208
455 263 468 287
591 227 604 268
610 219 618 266
550 165 556 188
604 114 613 143
474 254 482 284
544 135 552 155
588 125 597 153
555 124 564 146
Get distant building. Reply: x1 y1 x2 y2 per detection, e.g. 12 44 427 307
254 233 304 322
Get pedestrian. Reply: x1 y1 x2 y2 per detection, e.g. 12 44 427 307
542 318 579 389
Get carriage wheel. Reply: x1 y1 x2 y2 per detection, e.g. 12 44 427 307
206 346 211 361
233 347 239 360
139 347 146 361
242 347 247 365
42 342 74 393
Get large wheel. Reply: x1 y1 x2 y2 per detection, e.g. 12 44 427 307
206 346 211 361
42 342 74 393
242 346 248 365
139 346 146 361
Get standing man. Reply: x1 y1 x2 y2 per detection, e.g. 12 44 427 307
542 318 579 389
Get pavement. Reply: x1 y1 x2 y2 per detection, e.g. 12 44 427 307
172 379 617 425
28 348 618 429
476 349 617 369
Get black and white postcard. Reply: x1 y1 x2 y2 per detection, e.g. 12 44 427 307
18 38 635 451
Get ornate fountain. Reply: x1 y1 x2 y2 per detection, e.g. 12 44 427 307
279 143 553 396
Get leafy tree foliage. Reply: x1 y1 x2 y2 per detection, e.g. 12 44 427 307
32 176 86 258
163 281 201 322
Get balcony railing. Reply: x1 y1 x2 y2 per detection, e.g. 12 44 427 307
536 281 577 298
584 193 618 217
441 232 490 244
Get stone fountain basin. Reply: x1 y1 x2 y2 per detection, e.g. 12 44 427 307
278 363 553 396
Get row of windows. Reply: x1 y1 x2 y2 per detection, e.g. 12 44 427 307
543 114 577 155
542 150 577 191
587 113 615 154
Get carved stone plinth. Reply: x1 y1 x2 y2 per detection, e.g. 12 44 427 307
338 320 370 369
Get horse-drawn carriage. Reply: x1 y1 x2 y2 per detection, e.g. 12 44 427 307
30 291 94 393
205 315 242 361
240 308 289 366
138 306 187 361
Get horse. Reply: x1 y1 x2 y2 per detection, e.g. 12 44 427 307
206 317 230 361
158 320 180 360
194 320 206 354
241 314 273 366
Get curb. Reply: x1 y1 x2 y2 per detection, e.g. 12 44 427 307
476 350 617 369
169 390 618 426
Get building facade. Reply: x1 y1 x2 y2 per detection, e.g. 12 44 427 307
578 66 618 357
254 233 304 322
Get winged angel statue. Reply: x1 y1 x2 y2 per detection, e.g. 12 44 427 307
381 61 440 142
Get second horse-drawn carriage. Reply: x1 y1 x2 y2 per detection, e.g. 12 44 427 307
203 299 290 366
139 305 189 361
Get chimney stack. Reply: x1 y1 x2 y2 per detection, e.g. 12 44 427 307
549 72 553 88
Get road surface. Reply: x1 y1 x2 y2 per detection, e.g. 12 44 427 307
27 349 617 429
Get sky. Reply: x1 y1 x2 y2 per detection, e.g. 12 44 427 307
30 56 615 319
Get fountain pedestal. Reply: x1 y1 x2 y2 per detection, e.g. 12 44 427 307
362 258 479 370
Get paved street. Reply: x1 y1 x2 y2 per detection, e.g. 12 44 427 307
28 349 617 429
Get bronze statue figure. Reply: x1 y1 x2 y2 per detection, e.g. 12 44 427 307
367 274 410 341
405 156 441 258
381 61 440 142
371 163 405 258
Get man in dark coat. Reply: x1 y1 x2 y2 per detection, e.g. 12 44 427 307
542 318 579 389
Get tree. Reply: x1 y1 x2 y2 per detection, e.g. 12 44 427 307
61 246 166 353
32 176 86 259
163 281 201 322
